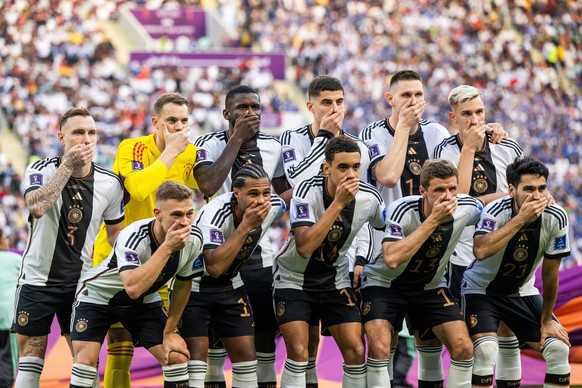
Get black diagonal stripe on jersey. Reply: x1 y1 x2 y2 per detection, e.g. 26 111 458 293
190 225 203 241
400 127 429 196
288 140 326 179
230 143 264 185
391 198 420 224
126 223 152 251
48 170 95 285
499 138 523 155
362 223 375 262
201 226 264 289
194 131 227 148
295 176 324 199
488 197 513 217
468 139 498 196
303 179 355 291
544 206 567 231
359 182 384 206
433 136 457 158
94 164 123 185
389 217 455 291
457 197 480 209
485 215 542 296
31 157 58 171
361 119 385 142
210 202 232 229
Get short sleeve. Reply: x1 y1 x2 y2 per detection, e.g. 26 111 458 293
23 159 55 196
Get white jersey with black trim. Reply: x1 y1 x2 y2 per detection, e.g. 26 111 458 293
273 176 386 292
280 125 371 187
19 158 125 287
75 218 203 306
360 118 450 205
194 130 285 197
462 197 570 297
433 135 524 266
193 192 285 292
362 194 482 291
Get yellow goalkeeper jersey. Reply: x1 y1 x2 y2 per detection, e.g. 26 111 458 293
93 133 198 265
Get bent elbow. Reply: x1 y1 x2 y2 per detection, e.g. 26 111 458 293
197 181 217 198
296 247 312 259
377 175 398 188
125 287 142 300
384 257 399 270
28 205 45 219
473 247 488 261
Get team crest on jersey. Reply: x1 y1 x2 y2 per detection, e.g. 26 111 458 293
29 173 43 186
75 318 88 333
327 225 343 242
467 314 478 328
196 149 207 161
514 247 528 262
554 235 567 250
17 311 29 326
295 203 310 219
131 161 144 171
283 149 296 162
473 177 488 194
276 302 285 317
409 160 422 175
68 206 83 224
481 218 496 232
389 224 403 237
369 144 380 158
125 252 140 264
426 246 440 258
362 302 371 316
210 229 224 244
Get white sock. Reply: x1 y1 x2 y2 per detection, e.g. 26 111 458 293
162 362 189 384
389 347 396 380
305 356 317 385
367 358 390 388
473 336 498 387
446 358 473 388
496 336 521 386
281 359 307 387
206 348 227 382
70 363 97 388
256 351 276 385
188 360 207 388
343 363 367 388
416 345 444 386
15 356 44 388
232 360 258 387
542 338 570 388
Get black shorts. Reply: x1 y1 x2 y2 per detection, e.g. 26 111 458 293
361 286 463 340
240 267 278 335
446 262 467 303
273 288 361 328
12 284 77 336
70 301 167 349
463 293 552 343
180 287 255 339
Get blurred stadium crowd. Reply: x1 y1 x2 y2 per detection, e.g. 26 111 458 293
0 0 580 263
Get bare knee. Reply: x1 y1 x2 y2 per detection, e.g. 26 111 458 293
450 337 474 361
167 351 189 365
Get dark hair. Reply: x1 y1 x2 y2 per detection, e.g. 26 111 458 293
324 136 360 163
232 163 270 189
59 107 91 130
420 159 458 188
308 75 344 99
153 93 189 116
155 181 193 203
506 157 549 188
225 85 259 109
389 70 422 89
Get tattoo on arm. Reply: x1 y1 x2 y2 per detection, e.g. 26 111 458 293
26 165 73 217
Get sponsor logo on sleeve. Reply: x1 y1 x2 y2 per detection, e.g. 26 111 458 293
193 253 203 270
554 235 567 250
125 251 140 264
369 144 380 158
480 218 496 232
283 149 296 163
131 161 144 171
29 173 43 186
210 229 224 244
196 149 207 161
389 224 403 237
295 203 310 219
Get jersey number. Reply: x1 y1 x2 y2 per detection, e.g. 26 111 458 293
409 258 439 274
67 226 78 246
437 288 455 307
340 288 356 307
237 298 251 317
405 179 414 196
502 263 528 279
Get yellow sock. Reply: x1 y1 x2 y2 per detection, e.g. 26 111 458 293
104 341 134 388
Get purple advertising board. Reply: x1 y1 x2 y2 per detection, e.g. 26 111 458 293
130 7 206 40
129 51 286 80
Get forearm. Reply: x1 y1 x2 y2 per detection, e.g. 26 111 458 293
383 218 439 268
375 129 409 187
457 147 476 194
473 216 526 260
26 164 73 218
105 223 123 247
165 279 192 335
541 260 560 323
123 159 169 201
195 138 243 196
120 245 173 299
205 225 253 276
295 203 343 257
